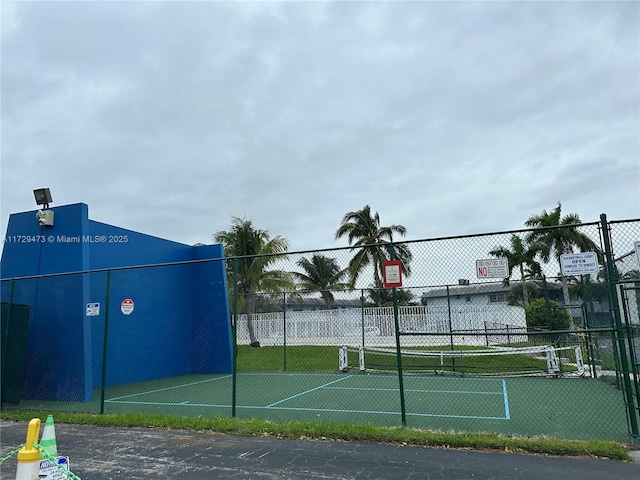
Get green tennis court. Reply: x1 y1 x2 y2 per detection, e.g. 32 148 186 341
97 371 630 441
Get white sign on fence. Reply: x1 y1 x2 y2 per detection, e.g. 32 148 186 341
560 252 599 276
635 241 640 267
85 302 100 316
476 258 509 279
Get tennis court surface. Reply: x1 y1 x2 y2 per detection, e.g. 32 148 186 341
92 370 629 441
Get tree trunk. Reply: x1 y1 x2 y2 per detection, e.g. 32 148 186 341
556 250 571 306
245 294 260 347
373 264 383 291
519 264 529 307
560 275 571 305
369 261 383 306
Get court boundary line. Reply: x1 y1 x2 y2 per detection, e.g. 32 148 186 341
103 399 509 421
107 375 232 401
327 386 503 395
103 373 509 421
502 379 511 420
265 375 353 408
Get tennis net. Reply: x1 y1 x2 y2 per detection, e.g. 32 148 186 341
339 344 585 377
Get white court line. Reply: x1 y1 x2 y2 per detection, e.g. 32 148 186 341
265 375 353 408
104 400 508 421
266 405 509 421
502 379 511 420
107 375 232 401
105 400 230 408
106 374 510 421
326 386 502 395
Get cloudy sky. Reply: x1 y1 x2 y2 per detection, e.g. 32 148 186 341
2 1 639 253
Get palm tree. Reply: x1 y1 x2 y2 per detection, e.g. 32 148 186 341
621 270 640 312
525 203 601 305
567 274 610 303
489 234 548 307
365 287 415 307
335 205 412 291
292 254 348 307
214 217 293 347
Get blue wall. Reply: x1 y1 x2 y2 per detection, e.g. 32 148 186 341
0 203 232 402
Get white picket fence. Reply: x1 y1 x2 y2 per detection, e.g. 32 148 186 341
235 304 527 346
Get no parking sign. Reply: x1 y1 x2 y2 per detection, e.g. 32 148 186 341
39 457 70 479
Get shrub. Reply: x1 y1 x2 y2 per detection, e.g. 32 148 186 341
525 298 572 330
507 282 541 307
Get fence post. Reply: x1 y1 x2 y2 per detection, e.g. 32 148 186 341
283 292 287 372
583 279 598 378
2 279 15 383
620 285 640 418
232 258 238 418
360 290 365 349
600 213 639 443
446 285 455 371
388 244 407 427
392 286 407 427
100 269 111 414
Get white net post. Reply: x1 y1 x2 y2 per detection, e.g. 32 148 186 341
339 346 348 372
575 346 585 376
359 346 365 372
546 346 560 375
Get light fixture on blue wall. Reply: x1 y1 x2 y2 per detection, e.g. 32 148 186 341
33 188 54 227
33 188 52 208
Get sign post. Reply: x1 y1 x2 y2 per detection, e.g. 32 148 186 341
382 258 406 425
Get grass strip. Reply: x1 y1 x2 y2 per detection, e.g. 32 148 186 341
0 410 632 461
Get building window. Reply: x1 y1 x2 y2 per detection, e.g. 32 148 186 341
489 293 507 303
465 296 472 302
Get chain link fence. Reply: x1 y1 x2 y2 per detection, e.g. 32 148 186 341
2 216 639 443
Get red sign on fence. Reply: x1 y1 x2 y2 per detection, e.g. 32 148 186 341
121 298 134 315
382 260 403 288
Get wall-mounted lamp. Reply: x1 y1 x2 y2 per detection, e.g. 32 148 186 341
33 188 54 227
36 210 54 227
33 188 53 209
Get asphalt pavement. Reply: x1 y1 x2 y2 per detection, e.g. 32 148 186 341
1 421 639 479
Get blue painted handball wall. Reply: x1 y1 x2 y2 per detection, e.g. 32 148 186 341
0 203 232 402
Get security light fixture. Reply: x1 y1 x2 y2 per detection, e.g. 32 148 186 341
33 188 53 209
36 209 54 227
